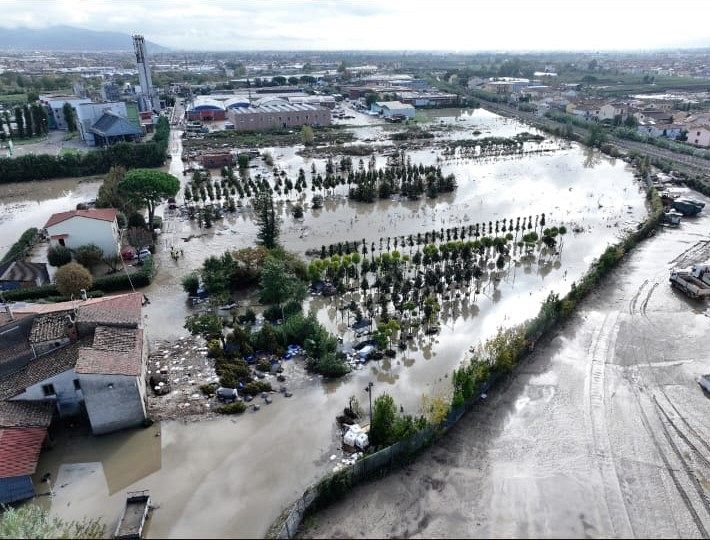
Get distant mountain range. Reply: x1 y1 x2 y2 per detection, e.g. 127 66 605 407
0 26 169 52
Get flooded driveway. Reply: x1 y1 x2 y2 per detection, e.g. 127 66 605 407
304 188 710 539
21 109 651 538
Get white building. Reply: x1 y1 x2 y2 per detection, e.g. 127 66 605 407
371 101 416 119
44 208 120 258
598 103 628 122
637 123 684 139
1 293 148 436
39 95 92 131
75 102 128 146
688 125 710 148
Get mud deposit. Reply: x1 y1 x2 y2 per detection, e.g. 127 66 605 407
27 108 651 538
304 188 710 539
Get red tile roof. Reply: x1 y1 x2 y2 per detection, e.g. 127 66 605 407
75 293 143 327
0 427 46 478
76 328 143 376
13 292 144 327
44 208 117 229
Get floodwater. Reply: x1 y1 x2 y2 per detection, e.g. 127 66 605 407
304 188 710 539
19 109 649 538
0 176 102 258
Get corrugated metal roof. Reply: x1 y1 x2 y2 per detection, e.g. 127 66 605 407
0 475 35 504
89 112 142 138
229 103 323 115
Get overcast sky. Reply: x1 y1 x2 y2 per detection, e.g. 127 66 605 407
3 0 710 51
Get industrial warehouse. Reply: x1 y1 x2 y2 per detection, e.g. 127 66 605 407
227 102 331 131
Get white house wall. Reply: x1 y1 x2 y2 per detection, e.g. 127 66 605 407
80 373 147 434
46 216 120 258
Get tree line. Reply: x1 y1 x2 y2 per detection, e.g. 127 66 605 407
0 104 49 140
0 116 170 183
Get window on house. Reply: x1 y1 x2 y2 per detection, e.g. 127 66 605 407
58 238 65 247
42 383 56 396
73 379 81 391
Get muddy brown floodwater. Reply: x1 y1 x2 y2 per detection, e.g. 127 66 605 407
304 187 710 539
19 109 650 538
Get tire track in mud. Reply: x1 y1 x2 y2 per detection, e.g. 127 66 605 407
653 396 710 469
586 311 634 538
625 289 710 537
669 240 710 267
632 387 710 539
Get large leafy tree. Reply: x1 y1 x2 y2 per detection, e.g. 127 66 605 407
184 313 225 347
259 255 306 318
370 393 397 447
119 169 179 227
55 261 93 295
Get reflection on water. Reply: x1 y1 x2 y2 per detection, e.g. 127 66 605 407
22 109 650 538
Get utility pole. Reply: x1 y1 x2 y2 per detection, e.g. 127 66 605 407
364 381 374 424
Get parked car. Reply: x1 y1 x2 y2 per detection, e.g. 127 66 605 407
216 387 239 403
137 248 152 261
121 248 136 261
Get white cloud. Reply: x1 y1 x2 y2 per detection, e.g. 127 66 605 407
0 0 708 50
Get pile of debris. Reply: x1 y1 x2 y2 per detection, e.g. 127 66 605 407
146 336 219 421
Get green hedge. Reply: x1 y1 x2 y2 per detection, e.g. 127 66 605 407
1 257 155 301
1 228 39 263
0 117 170 183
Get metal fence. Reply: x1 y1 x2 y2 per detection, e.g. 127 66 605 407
267 375 501 539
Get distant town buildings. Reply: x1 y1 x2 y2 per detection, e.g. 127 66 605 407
371 101 416 120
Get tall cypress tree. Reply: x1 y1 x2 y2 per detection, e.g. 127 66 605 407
23 105 33 138
14 107 24 138
31 104 43 136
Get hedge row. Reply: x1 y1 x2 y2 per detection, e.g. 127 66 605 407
0 257 155 301
1 228 39 263
0 117 170 183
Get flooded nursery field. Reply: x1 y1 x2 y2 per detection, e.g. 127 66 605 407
9 108 649 538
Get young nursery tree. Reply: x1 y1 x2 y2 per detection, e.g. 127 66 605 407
253 191 280 249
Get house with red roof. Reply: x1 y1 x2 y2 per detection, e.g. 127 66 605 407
44 208 121 257
0 293 148 502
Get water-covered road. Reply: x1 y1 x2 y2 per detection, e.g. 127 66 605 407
305 188 710 539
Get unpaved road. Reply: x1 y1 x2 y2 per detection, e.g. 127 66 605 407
304 188 710 539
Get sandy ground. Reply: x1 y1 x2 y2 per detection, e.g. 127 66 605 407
303 187 710 539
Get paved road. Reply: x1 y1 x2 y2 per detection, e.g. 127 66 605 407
484 102 710 176
305 188 710 538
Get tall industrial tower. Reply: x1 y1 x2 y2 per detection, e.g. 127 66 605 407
132 34 160 112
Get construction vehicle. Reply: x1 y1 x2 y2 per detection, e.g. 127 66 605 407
670 263 710 299
671 198 705 216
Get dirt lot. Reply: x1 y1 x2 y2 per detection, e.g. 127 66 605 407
304 187 710 539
